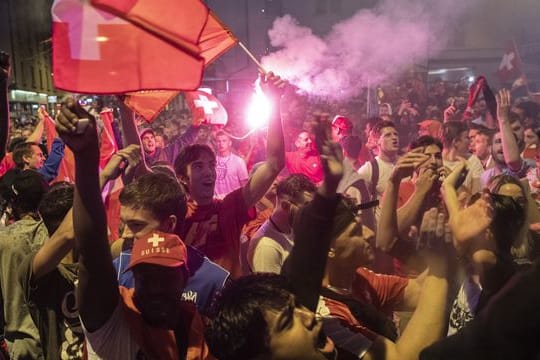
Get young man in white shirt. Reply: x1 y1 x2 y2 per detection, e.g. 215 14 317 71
357 121 400 221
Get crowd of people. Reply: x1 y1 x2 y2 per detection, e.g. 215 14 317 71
2 46 540 359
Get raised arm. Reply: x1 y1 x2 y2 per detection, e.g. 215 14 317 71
117 100 142 147
99 144 143 190
282 114 343 311
0 51 10 162
56 97 118 332
442 161 496 261
396 168 439 237
365 209 450 360
497 89 522 171
377 149 429 252
25 111 44 144
31 209 74 279
38 138 65 182
241 72 286 209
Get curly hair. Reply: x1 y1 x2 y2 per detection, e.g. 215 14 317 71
276 174 316 201
119 172 187 234
39 181 74 234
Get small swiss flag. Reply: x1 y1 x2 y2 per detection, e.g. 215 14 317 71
497 42 522 83
185 90 228 126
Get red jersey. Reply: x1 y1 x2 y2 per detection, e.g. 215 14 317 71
182 188 255 279
352 267 408 316
285 150 324 184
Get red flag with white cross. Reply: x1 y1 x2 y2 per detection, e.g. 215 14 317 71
497 41 522 83
51 0 205 93
185 90 228 126
122 9 237 122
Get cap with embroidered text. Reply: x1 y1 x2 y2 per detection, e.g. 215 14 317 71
126 231 188 272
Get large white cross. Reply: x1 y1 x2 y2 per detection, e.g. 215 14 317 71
147 233 165 247
194 95 219 115
499 52 515 72
52 0 126 61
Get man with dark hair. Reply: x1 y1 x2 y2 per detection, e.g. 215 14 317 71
206 116 343 360
55 97 210 358
138 119 200 167
13 142 45 171
0 169 49 359
472 128 494 170
12 138 65 183
118 172 188 236
377 141 448 277
285 130 324 184
18 182 85 359
113 171 229 314
340 135 362 171
441 121 483 194
247 173 316 273
37 182 74 234
481 90 529 187
174 72 287 278
514 100 540 128
356 120 400 221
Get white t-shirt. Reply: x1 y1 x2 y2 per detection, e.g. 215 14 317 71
84 302 141 359
247 219 294 274
444 155 484 194
214 153 248 199
357 156 397 220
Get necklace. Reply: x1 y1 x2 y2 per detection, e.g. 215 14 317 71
217 154 232 167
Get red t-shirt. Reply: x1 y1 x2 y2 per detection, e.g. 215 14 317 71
352 267 409 316
318 296 380 341
182 188 255 279
397 180 415 208
285 150 324 184
0 153 15 178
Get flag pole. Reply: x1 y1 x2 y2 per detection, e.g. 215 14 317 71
238 41 267 73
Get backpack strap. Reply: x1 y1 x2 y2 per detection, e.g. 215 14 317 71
369 159 379 201
349 178 376 232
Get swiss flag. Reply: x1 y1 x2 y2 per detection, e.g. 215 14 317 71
123 10 237 121
98 108 118 168
98 108 123 242
91 0 209 59
185 90 228 126
497 42 522 83
52 0 205 93
198 11 238 65
124 91 179 122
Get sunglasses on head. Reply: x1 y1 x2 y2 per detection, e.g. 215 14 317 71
470 191 526 208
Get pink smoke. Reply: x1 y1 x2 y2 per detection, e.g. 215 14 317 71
261 0 475 100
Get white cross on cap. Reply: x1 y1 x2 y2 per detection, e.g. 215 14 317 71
52 0 126 60
147 233 165 247
194 95 219 115
499 52 515 71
